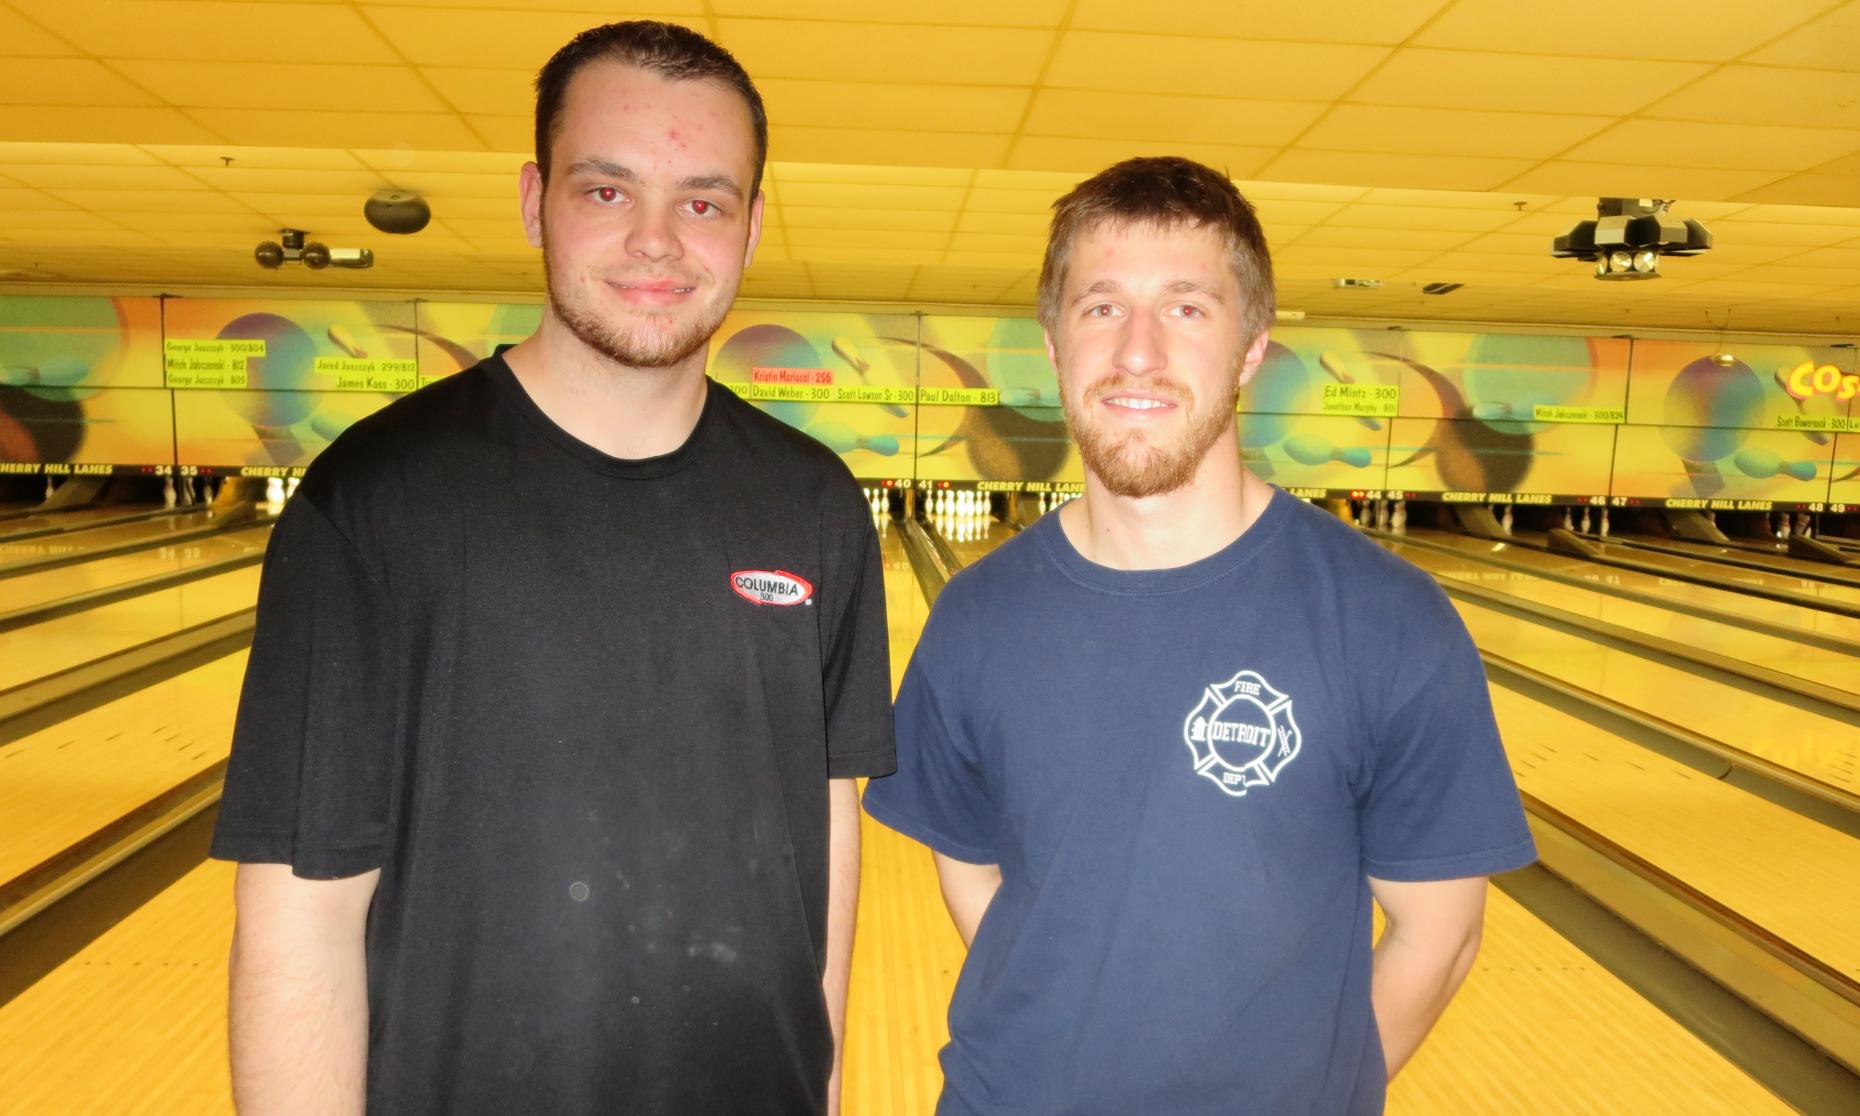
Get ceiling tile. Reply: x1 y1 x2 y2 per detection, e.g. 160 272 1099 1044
1009 136 1274 178
773 163 972 186
45 187 253 214
359 150 526 175
1293 226 1474 251
4 163 202 189
153 146 370 171
788 228 946 252
1644 66 1860 131
0 59 161 107
1299 105 1613 159
760 79 1028 133
1349 49 1710 116
717 0 1065 23
10 0 403 63
0 188 77 211
955 211 1046 235
112 61 449 112
1498 161 1795 200
1045 33 1389 99
1325 204 1526 231
965 187 1064 214
1731 173 1860 207
1069 0 1448 42
422 68 533 117
778 181 968 210
0 105 222 144
184 109 485 151
1565 119 1860 171
718 20 1052 84
1023 90 1324 147
1746 3 1860 72
784 207 956 232
1415 0 1835 62
359 7 676 68
463 115 531 152
1260 150 1535 192
770 126 1008 169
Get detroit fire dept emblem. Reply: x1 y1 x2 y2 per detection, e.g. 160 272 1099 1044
1182 670 1302 798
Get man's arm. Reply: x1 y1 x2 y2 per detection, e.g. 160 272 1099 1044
228 863 379 1115
822 778 861 1116
1366 875 1488 1079
931 853 1003 947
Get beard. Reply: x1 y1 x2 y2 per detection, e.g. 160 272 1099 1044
1061 370 1242 499
542 229 733 370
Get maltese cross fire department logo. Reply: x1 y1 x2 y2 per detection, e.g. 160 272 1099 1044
1182 669 1302 798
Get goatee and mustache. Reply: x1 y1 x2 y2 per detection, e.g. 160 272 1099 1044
542 227 729 370
1061 370 1243 499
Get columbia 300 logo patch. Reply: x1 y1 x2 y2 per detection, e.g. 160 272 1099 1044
729 569 814 607
1183 670 1302 797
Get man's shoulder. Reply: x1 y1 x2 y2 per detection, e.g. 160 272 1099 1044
1273 494 1447 613
294 361 495 514
709 383 853 473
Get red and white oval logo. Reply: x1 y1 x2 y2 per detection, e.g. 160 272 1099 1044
729 569 815 607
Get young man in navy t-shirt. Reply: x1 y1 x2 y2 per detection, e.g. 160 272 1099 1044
863 157 1535 1114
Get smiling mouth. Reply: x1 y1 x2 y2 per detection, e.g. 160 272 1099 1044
1101 395 1177 412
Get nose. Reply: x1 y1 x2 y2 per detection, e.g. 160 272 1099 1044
1113 307 1166 378
625 198 682 263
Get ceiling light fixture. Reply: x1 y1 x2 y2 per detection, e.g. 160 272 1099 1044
1551 198 1711 281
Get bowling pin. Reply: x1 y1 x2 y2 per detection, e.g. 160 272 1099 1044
266 477 285 505
1778 514 1791 540
1391 500 1407 535
286 477 300 500
1561 508 1573 531
1798 513 1813 538
1599 508 1610 537
162 476 176 508
1579 508 1591 533
1500 505 1514 536
44 476 54 500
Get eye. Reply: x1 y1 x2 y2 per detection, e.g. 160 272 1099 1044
591 185 621 204
1084 303 1118 318
689 198 717 216
1172 304 1205 319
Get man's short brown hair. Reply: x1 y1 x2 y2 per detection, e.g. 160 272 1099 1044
534 21 768 196
1037 157 1274 342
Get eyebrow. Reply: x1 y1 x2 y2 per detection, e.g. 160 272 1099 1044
563 157 743 200
1070 278 1226 305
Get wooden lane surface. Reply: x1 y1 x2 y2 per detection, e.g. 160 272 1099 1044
0 566 260 691
0 504 170 539
1578 536 1860 608
1403 529 1860 642
0 510 1790 1114
1391 539 1860 693
0 523 271 614
1495 684 1860 984
1632 533 1860 584
0 507 220 570
0 651 247 886
1383 550 1860 792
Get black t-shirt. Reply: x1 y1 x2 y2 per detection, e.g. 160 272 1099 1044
211 357 896 1114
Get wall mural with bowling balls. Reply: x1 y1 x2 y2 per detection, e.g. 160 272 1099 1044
1620 340 1851 504
1828 434 1860 509
0 296 171 468
914 314 1079 487
1237 328 1394 491
412 301 545 378
704 309 919 482
163 299 418 469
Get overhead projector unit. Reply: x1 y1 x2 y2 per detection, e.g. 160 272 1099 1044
255 228 374 270
1551 198 1711 281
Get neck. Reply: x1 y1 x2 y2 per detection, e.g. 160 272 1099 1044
501 312 710 460
1058 429 1269 571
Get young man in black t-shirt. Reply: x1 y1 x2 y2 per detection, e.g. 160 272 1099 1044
212 23 895 1115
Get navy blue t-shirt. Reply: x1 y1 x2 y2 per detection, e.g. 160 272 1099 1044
863 489 1535 1115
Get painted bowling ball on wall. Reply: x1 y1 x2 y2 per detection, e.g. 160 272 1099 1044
1658 357 1764 463
1461 332 1596 436
710 323 820 429
0 385 84 461
1235 341 1310 449
216 313 321 428
983 316 1058 417
0 296 120 401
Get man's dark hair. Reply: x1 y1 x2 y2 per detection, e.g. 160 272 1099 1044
534 21 769 196
1037 156 1275 342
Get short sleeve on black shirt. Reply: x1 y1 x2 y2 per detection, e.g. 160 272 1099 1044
211 492 400 879
819 491 897 780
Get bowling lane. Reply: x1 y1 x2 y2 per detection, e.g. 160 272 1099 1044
1572 533 1860 609
0 652 246 886
1384 537 1860 696
1610 532 1860 585
1402 527 1860 640
0 566 260 690
1495 684 1860 986
0 523 271 616
0 503 172 539
927 508 1015 568
0 506 228 572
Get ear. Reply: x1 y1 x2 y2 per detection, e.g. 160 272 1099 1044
1235 329 1270 388
1043 326 1059 372
519 161 546 250
742 189 765 269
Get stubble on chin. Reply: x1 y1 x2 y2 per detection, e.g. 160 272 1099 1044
1061 374 1242 499
540 230 733 371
